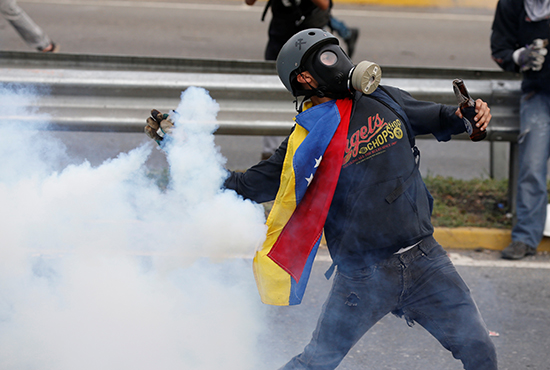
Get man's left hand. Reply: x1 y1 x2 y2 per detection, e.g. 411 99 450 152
455 99 491 131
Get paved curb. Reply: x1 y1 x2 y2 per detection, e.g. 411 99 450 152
434 227 550 252
334 0 498 9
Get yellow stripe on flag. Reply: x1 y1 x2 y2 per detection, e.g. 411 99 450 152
253 124 308 305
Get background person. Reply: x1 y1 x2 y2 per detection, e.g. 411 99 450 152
0 0 58 52
246 0 358 60
491 0 550 260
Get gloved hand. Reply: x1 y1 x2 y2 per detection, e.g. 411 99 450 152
144 109 174 143
513 38 548 72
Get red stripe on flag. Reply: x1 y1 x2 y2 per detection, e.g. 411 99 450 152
268 99 352 282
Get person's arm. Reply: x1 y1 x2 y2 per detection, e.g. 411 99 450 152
490 0 522 72
223 136 288 203
311 0 330 10
144 108 286 203
385 86 490 142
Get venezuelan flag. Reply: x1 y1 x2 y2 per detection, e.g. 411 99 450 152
253 98 352 306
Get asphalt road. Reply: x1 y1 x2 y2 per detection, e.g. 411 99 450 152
259 249 550 370
2 0 502 178
2 0 498 67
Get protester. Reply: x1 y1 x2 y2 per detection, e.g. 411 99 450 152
491 0 550 260
145 28 497 370
0 0 58 52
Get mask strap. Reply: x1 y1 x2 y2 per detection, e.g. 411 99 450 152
299 72 326 98
293 72 318 112
293 98 300 112
293 91 316 112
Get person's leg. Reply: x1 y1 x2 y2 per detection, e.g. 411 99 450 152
262 19 294 158
279 262 400 370
510 92 550 251
328 16 350 39
399 239 497 370
0 0 52 50
265 18 295 61
328 15 359 58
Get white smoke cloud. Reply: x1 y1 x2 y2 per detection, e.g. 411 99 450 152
0 85 268 369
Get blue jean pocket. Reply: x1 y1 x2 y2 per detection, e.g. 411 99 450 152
419 242 446 261
338 265 377 282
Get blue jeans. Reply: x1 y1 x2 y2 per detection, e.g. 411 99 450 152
0 0 51 50
328 16 351 40
279 236 497 370
512 91 550 249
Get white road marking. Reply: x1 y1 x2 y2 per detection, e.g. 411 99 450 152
447 252 550 269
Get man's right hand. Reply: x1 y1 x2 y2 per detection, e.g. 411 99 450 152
144 109 174 143
513 38 548 72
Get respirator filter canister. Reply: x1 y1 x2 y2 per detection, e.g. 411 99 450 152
350 61 382 95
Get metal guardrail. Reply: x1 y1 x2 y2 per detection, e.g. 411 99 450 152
0 51 523 212
0 51 522 138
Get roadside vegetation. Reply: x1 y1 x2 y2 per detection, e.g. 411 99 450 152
424 176 512 229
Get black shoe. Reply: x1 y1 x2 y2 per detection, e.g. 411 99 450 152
501 241 536 260
345 28 359 59
38 42 60 53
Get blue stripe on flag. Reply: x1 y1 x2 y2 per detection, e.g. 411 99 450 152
288 236 321 305
293 100 341 203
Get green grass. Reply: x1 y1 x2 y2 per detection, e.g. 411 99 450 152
424 176 512 229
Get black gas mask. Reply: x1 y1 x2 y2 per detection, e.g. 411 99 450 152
298 43 382 100
303 44 355 99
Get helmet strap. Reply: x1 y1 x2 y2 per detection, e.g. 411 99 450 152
293 90 316 112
